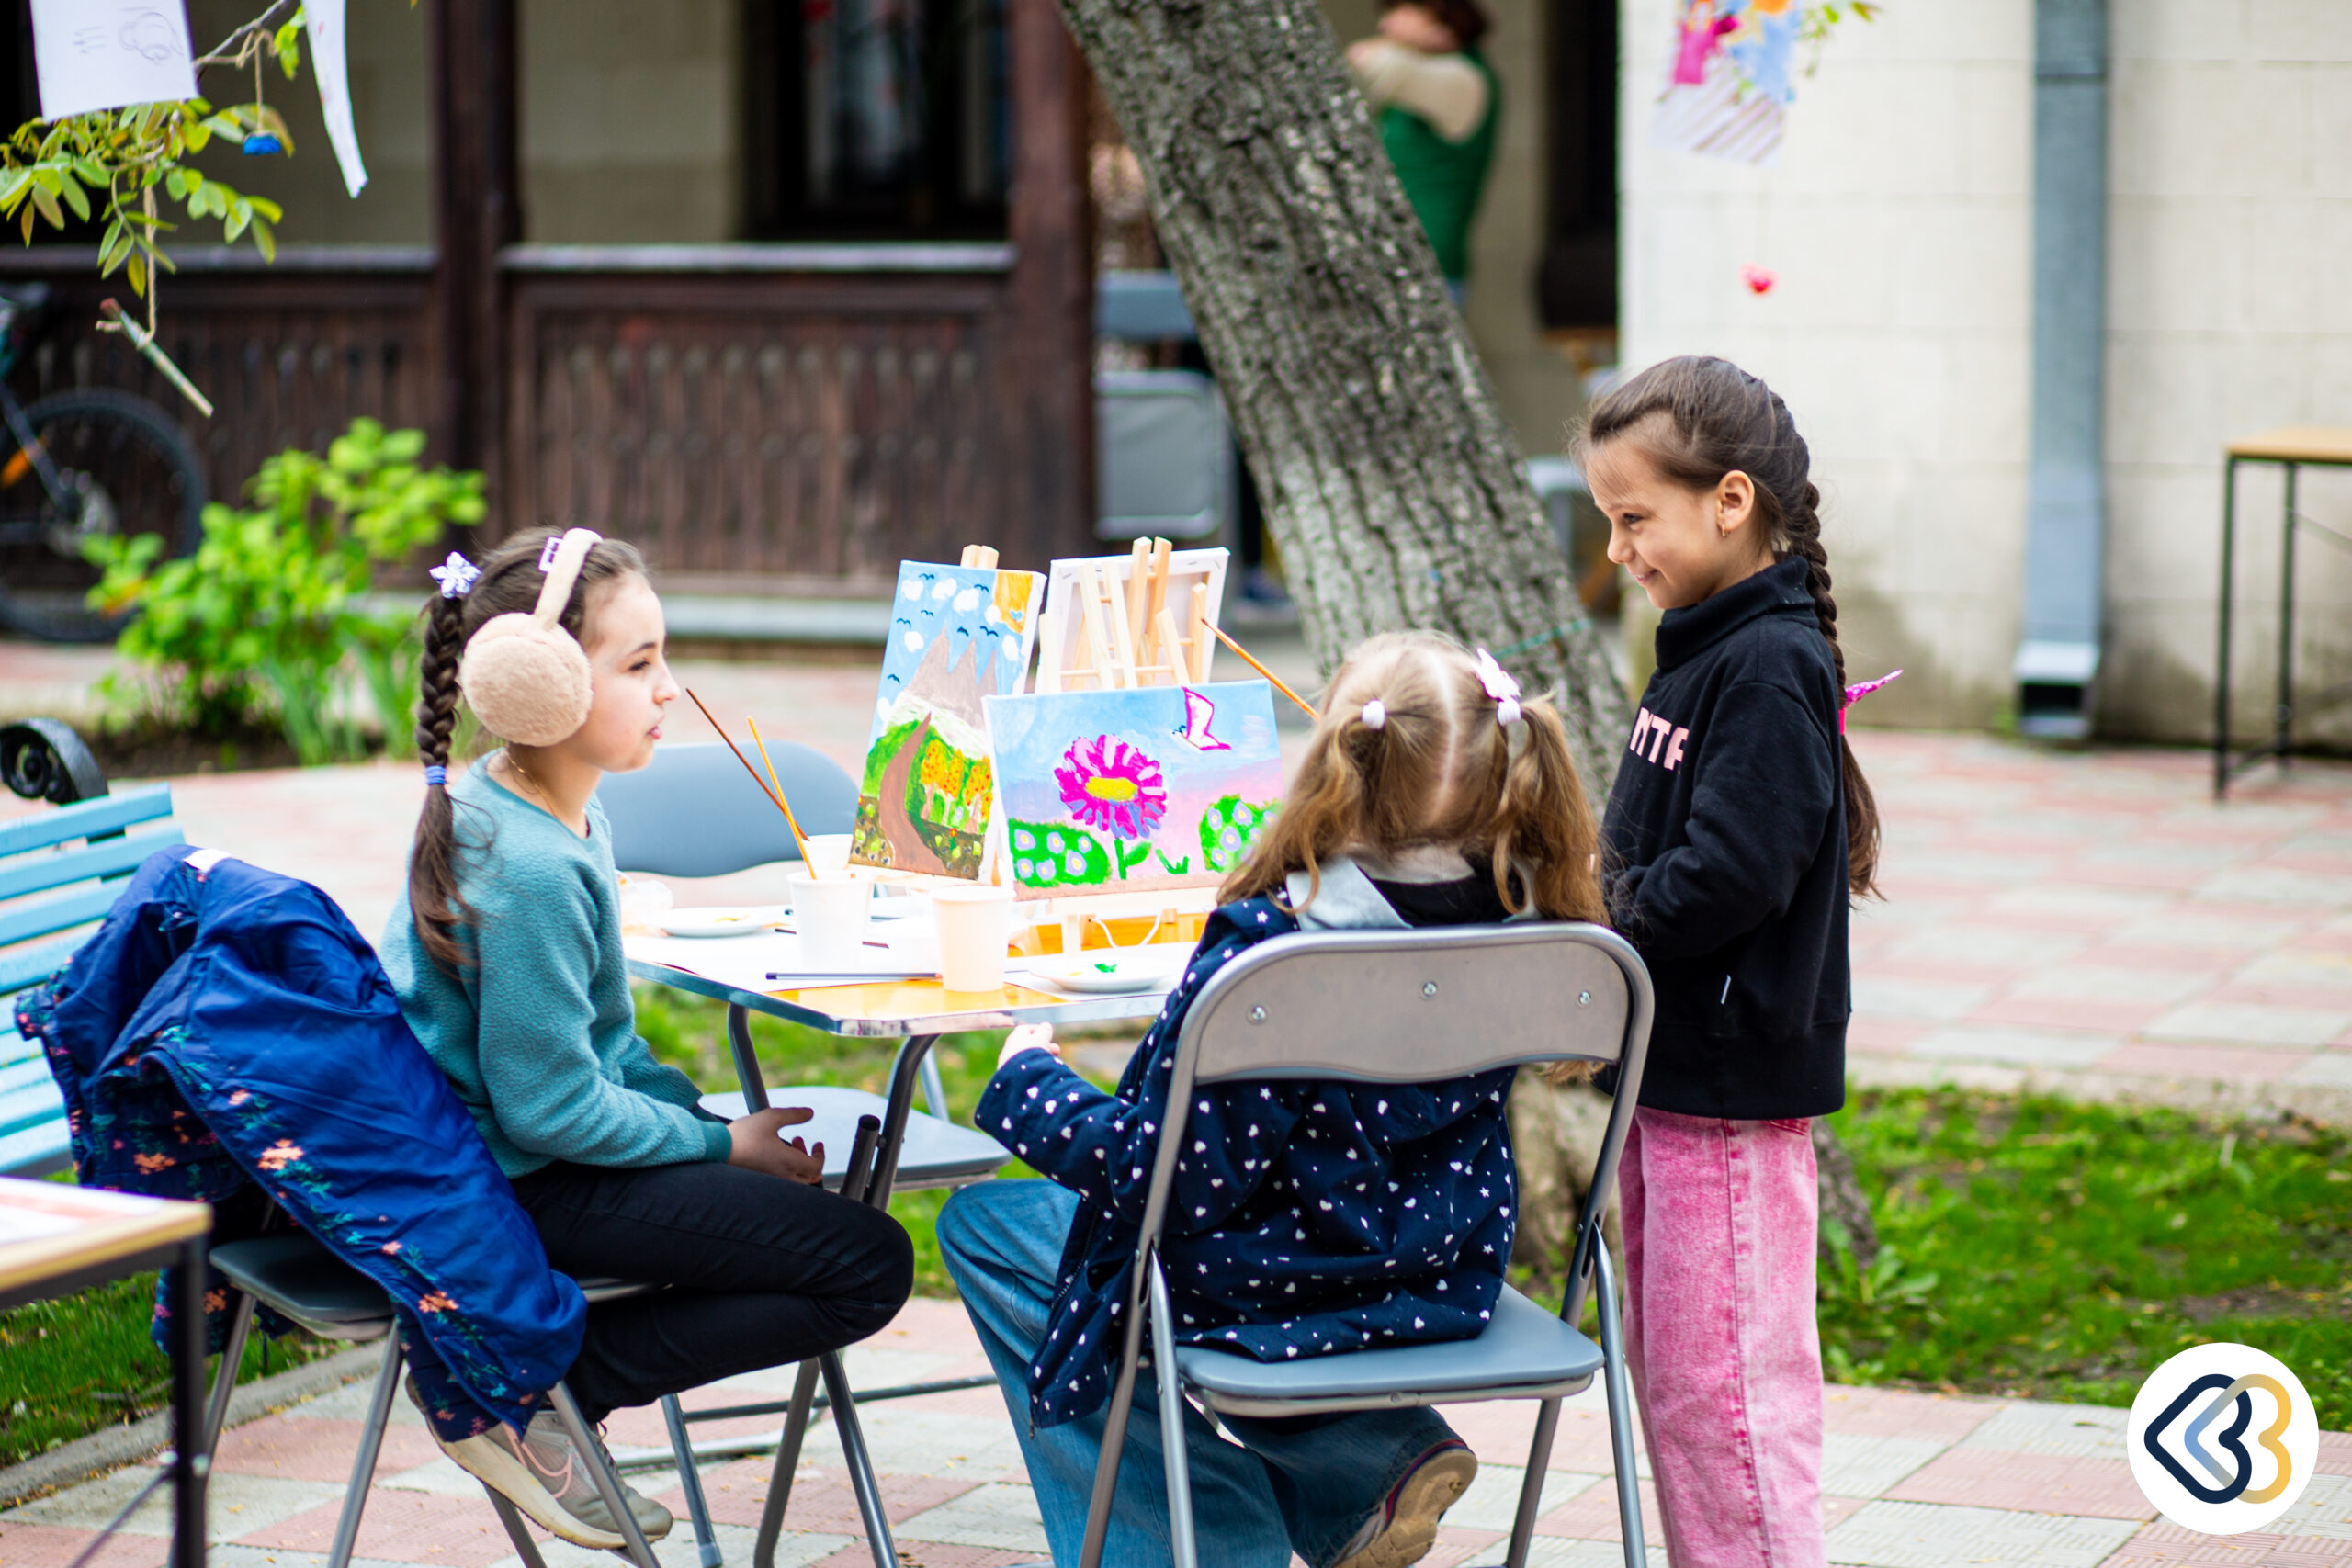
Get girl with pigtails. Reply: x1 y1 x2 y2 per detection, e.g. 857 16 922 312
1580 355 1885 1568
382 528 913 1551
938 631 1608 1568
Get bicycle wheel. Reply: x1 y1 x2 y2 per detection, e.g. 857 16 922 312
0 387 208 643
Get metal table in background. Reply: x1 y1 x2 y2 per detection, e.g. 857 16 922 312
624 957 1173 1568
2214 425 2352 798
0 1179 212 1568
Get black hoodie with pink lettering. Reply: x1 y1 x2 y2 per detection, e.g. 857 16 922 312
1598 557 1849 1120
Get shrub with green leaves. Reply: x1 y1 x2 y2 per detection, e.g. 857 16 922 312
85 418 483 763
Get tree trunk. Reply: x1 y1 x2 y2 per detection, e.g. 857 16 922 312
1054 0 1632 784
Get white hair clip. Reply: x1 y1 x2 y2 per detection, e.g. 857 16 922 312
1360 698 1387 730
428 552 481 599
1474 648 1523 728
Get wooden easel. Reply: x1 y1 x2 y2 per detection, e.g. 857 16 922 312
958 544 1000 570
1058 537 1216 690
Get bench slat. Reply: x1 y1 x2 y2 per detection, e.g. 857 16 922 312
0 788 173 857
0 828 185 903
0 1021 32 1066
0 1055 48 1095
0 934 86 997
0 1077 64 1140
0 1118 72 1179
0 884 121 950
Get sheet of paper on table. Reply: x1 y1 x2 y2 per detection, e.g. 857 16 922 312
0 1177 180 1247
628 928 939 993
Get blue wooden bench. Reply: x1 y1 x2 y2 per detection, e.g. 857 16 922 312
0 721 180 1178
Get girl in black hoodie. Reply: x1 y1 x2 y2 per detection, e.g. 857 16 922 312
1580 356 1883 1568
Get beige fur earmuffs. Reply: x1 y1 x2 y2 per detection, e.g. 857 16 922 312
458 527 603 745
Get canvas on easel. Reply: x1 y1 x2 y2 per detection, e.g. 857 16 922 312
852 550 1044 880
1035 541 1229 694
985 681 1282 902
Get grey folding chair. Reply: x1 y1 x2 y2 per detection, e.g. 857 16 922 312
201 1231 680 1568
1079 923 1655 1568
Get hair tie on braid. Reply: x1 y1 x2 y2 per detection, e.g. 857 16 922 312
424 764 447 786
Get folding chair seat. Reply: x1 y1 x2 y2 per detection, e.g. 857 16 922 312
205 1231 698 1568
1080 923 1656 1568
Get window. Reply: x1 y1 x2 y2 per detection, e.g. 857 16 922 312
746 0 1010 241
1541 0 1617 330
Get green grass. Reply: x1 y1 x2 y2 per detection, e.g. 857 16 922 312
0 1260 341 1471
1818 1087 2352 1429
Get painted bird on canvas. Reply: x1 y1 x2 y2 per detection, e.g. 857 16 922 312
1174 687 1232 751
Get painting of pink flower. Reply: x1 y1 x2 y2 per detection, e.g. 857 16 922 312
1056 735 1168 840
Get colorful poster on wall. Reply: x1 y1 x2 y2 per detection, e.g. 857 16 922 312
984 681 1283 901
852 560 1045 879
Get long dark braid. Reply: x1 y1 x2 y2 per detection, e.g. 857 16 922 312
1577 355 1883 898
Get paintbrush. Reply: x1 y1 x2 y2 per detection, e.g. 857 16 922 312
1208 624 1319 720
745 716 820 874
684 689 818 863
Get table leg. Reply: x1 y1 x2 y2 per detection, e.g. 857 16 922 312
729 1003 770 1112
2216 456 2238 798
172 1235 209 1568
867 1033 941 1206
2278 462 2299 770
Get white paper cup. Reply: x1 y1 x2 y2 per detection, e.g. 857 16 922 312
933 885 1015 992
786 869 871 969
802 833 854 880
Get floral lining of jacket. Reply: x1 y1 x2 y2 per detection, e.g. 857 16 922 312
976 859 1521 1429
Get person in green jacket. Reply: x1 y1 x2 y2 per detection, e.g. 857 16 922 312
1347 0 1500 287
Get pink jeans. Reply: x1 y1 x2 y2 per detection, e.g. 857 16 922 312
1620 1106 1826 1568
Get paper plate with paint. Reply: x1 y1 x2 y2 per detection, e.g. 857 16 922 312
1024 943 1193 995
655 907 783 939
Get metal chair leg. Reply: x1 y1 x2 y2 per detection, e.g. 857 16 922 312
1593 1240 1647 1568
753 1360 822 1568
663 1393 722 1567
1507 1399 1563 1568
325 1338 404 1568
1148 1260 1199 1568
819 1353 899 1568
201 1291 258 1450
482 1488 551 1568
1078 1258 1154 1568
549 1382 660 1568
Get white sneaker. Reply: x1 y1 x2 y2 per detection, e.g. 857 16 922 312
420 1394 673 1548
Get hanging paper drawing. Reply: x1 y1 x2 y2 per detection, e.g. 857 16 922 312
985 682 1283 901
1652 0 1875 167
852 560 1045 879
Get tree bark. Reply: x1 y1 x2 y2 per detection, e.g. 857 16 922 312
1054 0 1632 784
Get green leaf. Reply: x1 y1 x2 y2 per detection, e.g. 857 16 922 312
224 199 250 243
247 194 282 223
57 176 87 222
28 183 61 230
125 253 145 296
165 167 189 199
250 218 275 263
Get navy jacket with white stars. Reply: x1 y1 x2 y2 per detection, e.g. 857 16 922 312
976 856 1521 1428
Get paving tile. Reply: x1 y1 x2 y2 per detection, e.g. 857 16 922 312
889 1483 1050 1555
1953 1401 2130 1459
214 1417 444 1483
1854 977 1998 1022
1969 995 2176 1033
2007 966 2222 1007
2143 1003 2352 1047
1531 1475 1663 1543
2102 1521 2352 1564
673 1460 977 1534
478 1523 820 1568
1907 1025 2123 1069
2110 913 2312 952
2098 1043 2313 1084
1882 1449 2151 1520
1820 1388 2003 1444
2287 1052 2352 1088
1445 1466 1600 1532
2322 1434 2352 1477
206 1548 417 1568
2235 950 2352 989
2201 983 2352 1012
1516 1540 1668 1568
4 1472 344 1540
1820 1435 1948 1499
800 1545 1031 1568
1889 927 2094 969
235 1491 515 1567
1977 886 2173 933
1849 1017 1932 1055
2195 870 2352 908
0 1524 169 1568
1821 1499 2142 1567
1424 1523 1509 1568
2278 1475 2352 1541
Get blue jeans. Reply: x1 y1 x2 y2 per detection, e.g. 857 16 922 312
937 1179 1461 1568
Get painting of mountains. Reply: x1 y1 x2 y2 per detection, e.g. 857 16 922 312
852 561 1045 878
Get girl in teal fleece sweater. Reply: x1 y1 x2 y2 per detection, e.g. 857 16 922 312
384 529 911 1551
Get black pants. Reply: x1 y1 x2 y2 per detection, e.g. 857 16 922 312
510 1159 914 1422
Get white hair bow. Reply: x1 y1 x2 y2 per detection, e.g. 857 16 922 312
1360 698 1387 730
428 552 481 599
1474 648 1523 728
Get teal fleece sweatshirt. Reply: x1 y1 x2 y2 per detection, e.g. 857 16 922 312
382 761 732 1178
